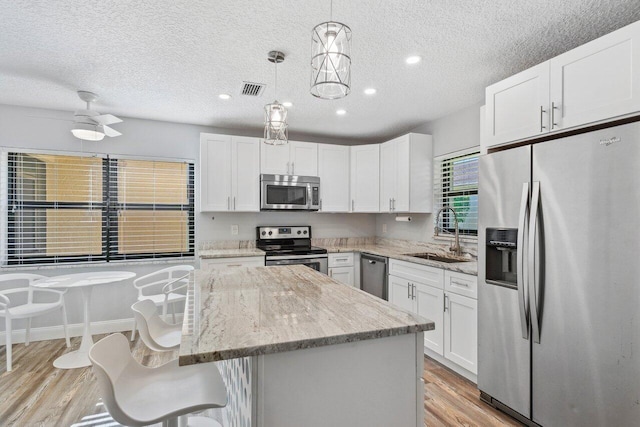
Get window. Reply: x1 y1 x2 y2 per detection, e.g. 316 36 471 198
3 151 194 265
433 150 479 237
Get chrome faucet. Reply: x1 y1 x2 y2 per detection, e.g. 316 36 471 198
434 206 461 257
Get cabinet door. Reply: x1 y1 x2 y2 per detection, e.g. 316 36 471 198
350 145 380 212
318 144 350 212
550 21 640 131
394 135 411 212
485 61 550 147
415 283 444 356
444 292 477 374
329 266 355 287
379 139 396 213
200 134 232 212
261 142 290 174
388 275 414 312
289 141 318 176
232 137 260 212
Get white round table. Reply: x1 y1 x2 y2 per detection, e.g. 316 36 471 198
32 271 136 369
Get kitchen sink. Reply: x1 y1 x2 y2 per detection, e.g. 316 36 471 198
402 253 471 263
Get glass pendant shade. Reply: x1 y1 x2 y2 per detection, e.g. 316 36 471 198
311 21 352 99
264 101 288 145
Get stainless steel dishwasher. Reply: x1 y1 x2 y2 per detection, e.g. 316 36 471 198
360 253 388 300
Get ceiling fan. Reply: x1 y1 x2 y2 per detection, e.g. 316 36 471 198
71 91 122 141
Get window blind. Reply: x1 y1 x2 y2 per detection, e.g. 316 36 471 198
4 152 194 265
433 151 479 237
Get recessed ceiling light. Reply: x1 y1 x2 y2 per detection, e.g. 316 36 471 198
219 93 231 100
405 56 421 65
282 101 293 107
364 88 377 95
336 109 347 116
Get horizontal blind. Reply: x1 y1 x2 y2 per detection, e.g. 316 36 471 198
107 158 194 261
7 152 107 265
433 151 479 236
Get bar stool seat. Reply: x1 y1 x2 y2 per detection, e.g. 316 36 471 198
131 299 181 351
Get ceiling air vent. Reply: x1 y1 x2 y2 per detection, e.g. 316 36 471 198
241 82 266 97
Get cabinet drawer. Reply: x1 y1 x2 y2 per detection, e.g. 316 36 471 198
328 252 354 267
444 271 477 299
389 259 444 289
200 256 265 270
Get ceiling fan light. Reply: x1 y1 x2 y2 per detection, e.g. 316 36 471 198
71 122 105 141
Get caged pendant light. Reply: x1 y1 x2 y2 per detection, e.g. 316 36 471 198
264 50 289 145
310 0 352 99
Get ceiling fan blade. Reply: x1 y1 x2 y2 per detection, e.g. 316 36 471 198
103 125 122 137
93 114 122 126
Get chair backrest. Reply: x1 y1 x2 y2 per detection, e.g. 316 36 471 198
0 273 47 303
133 265 194 296
89 333 142 426
131 299 179 351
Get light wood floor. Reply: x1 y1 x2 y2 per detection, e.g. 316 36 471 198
0 334 522 426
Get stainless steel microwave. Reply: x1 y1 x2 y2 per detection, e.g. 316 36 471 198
260 174 320 211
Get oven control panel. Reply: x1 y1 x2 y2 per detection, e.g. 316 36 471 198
257 226 310 239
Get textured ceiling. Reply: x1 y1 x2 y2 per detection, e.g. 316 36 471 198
1 0 640 142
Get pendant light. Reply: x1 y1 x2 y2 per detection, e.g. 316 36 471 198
310 0 352 99
264 50 288 145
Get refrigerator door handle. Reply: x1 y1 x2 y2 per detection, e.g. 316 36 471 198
528 181 542 343
517 182 530 340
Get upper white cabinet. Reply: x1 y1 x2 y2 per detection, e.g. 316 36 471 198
200 133 260 212
318 144 350 212
485 20 640 148
485 62 550 147
379 133 433 213
350 144 380 212
261 141 318 176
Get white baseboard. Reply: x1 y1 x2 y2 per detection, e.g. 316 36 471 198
424 347 478 384
0 314 184 346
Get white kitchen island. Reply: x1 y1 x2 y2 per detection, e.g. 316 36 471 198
179 265 433 427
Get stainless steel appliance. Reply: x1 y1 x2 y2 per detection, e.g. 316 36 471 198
260 174 320 211
478 121 640 426
257 226 328 274
360 253 388 300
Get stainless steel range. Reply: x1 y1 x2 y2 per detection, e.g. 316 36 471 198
257 226 328 274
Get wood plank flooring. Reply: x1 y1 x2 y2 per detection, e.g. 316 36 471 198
0 335 522 426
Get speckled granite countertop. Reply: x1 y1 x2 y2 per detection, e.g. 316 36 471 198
179 265 434 365
198 248 265 259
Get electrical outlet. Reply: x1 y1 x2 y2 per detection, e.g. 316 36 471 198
382 223 387 233
231 225 239 235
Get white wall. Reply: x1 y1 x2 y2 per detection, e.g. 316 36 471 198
376 102 483 243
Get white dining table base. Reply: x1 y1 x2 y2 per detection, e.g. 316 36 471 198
53 287 94 369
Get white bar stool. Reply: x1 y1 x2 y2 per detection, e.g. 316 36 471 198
131 298 181 351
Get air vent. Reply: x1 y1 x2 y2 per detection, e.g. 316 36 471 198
241 82 266 97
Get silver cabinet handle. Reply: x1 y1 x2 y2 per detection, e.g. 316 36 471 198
407 283 411 299
540 106 546 132
319 198 323 210
450 279 469 288
335 257 348 261
389 198 392 211
233 196 236 210
412 283 416 300
551 102 558 130
528 181 542 344
392 198 396 211
227 196 231 210
286 161 290 174
352 200 355 211
444 294 448 312
517 182 530 340
227 264 242 267
291 162 294 175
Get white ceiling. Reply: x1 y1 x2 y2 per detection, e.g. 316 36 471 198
1 0 640 142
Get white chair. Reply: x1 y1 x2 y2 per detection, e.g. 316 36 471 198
0 273 70 371
89 333 228 427
131 265 194 341
131 299 181 352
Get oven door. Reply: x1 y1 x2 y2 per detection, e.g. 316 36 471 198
265 256 328 275
261 180 311 210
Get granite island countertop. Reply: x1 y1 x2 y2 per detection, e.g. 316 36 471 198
179 265 434 365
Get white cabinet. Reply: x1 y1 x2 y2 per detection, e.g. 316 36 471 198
200 134 260 212
328 253 355 287
350 145 380 212
379 134 433 213
388 259 478 376
318 144 350 212
485 20 640 149
200 256 265 270
261 141 318 176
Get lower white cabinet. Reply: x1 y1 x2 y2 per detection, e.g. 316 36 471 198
388 259 478 376
200 256 265 270
328 253 356 287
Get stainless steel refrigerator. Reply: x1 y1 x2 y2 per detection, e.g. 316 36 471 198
478 121 640 426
